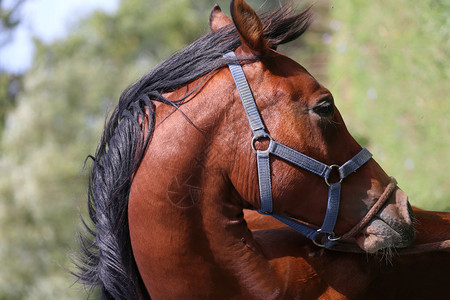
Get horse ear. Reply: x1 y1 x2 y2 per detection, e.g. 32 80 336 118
209 4 232 31
230 0 269 55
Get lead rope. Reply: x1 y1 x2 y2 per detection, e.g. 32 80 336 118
329 239 450 255
396 240 450 254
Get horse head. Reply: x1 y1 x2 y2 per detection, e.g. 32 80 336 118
207 0 415 253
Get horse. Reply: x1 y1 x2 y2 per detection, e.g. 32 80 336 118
244 208 450 299
76 1 417 299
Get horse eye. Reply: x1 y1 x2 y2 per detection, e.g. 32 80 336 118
312 101 334 117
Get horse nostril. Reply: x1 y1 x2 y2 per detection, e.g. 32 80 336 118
403 201 416 244
378 188 413 224
374 188 415 244
406 201 414 225
395 189 414 226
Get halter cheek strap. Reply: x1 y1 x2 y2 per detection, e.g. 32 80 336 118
224 51 372 248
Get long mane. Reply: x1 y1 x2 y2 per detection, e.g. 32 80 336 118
75 4 312 299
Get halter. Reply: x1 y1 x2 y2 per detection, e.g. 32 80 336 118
225 51 384 248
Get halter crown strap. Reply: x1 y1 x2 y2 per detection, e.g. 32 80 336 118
225 51 372 248
224 52 266 135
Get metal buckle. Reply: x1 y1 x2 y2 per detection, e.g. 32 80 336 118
251 132 274 153
312 229 341 247
325 164 343 186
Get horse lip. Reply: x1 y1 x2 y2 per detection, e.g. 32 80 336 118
356 216 415 253
376 216 415 245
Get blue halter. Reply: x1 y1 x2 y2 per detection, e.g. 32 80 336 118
225 51 372 248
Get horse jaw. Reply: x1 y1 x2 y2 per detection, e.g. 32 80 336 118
356 188 415 253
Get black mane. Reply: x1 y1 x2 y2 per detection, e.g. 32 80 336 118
75 4 312 299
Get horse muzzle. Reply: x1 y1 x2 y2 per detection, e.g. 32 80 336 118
356 188 415 253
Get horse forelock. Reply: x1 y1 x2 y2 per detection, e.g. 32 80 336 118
76 3 312 299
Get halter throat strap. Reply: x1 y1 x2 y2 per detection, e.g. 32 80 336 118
225 51 373 248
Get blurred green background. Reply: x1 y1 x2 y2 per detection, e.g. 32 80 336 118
0 0 448 298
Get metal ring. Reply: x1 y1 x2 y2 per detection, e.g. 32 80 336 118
325 164 343 186
312 229 341 247
251 133 273 153
312 229 327 247
327 233 342 242
312 237 326 247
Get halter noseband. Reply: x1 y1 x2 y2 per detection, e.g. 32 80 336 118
225 51 382 248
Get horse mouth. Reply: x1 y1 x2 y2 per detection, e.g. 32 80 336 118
356 217 414 253
356 190 415 253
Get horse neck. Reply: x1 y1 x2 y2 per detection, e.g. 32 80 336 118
411 208 450 244
128 77 287 299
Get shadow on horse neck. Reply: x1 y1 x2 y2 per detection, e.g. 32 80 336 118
75 1 419 299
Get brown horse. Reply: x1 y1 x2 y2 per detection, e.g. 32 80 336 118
77 1 417 299
244 208 450 299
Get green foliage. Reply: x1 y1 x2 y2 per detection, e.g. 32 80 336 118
0 73 20 134
0 0 26 46
1 0 26 135
327 0 450 210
